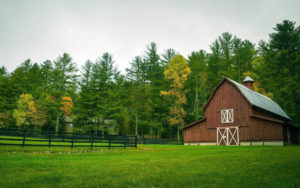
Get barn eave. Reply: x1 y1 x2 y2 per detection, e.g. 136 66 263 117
183 118 206 129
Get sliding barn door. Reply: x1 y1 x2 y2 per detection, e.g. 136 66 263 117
217 127 239 146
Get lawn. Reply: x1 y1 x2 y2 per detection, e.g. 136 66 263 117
0 145 299 188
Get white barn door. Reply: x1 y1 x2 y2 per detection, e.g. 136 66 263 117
217 127 239 146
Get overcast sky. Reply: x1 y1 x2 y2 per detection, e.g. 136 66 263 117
0 0 300 73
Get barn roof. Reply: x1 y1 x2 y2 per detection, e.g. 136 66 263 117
227 78 290 120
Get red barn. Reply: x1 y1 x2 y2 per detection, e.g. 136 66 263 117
183 77 299 146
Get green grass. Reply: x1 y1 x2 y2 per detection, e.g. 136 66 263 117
0 145 299 188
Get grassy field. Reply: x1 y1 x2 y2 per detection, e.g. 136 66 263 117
0 145 299 188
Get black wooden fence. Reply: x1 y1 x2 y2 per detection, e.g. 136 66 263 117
138 138 183 145
0 129 137 149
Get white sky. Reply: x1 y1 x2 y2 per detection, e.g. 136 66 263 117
0 0 300 73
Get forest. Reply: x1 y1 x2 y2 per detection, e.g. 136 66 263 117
0 20 299 139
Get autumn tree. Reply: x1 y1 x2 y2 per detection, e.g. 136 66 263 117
31 101 47 128
60 96 73 116
161 55 191 141
13 94 46 129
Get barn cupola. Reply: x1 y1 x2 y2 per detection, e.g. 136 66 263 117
243 76 254 90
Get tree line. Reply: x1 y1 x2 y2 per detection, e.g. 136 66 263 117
0 20 299 139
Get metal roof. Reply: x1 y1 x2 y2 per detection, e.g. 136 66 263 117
227 78 290 120
243 76 254 82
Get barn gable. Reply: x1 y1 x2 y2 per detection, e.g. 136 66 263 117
204 80 251 129
204 78 290 121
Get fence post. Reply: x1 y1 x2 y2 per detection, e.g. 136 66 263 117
262 138 264 146
22 129 26 147
135 136 137 148
108 136 111 149
48 134 51 148
123 136 127 149
71 133 74 149
91 135 94 150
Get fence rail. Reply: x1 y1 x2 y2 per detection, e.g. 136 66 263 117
0 129 137 149
138 138 183 145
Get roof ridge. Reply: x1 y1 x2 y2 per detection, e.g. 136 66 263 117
227 78 273 102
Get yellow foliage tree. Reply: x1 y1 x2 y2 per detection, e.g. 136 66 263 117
60 96 73 116
13 94 46 128
31 102 47 127
160 55 191 141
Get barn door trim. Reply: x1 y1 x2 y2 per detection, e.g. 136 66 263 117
217 127 239 146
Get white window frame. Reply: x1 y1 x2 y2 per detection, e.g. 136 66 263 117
221 109 234 123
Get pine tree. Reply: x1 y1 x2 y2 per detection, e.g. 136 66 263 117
50 53 78 132
258 20 300 124
186 50 210 122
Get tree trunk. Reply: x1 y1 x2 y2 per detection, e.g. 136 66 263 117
101 120 104 136
96 122 99 135
177 124 180 142
55 115 59 136
135 111 138 136
156 124 160 139
195 75 199 119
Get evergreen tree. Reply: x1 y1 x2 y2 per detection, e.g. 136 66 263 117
74 60 96 131
144 42 166 138
161 48 178 66
90 52 119 134
258 20 300 124
126 56 147 136
0 66 11 127
50 53 78 132
186 50 210 122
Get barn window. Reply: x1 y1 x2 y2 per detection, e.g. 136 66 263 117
221 109 234 123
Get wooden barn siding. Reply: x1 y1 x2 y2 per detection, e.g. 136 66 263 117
250 117 283 141
252 106 286 122
239 126 250 141
205 81 251 129
184 124 250 143
184 81 252 143
184 121 216 143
